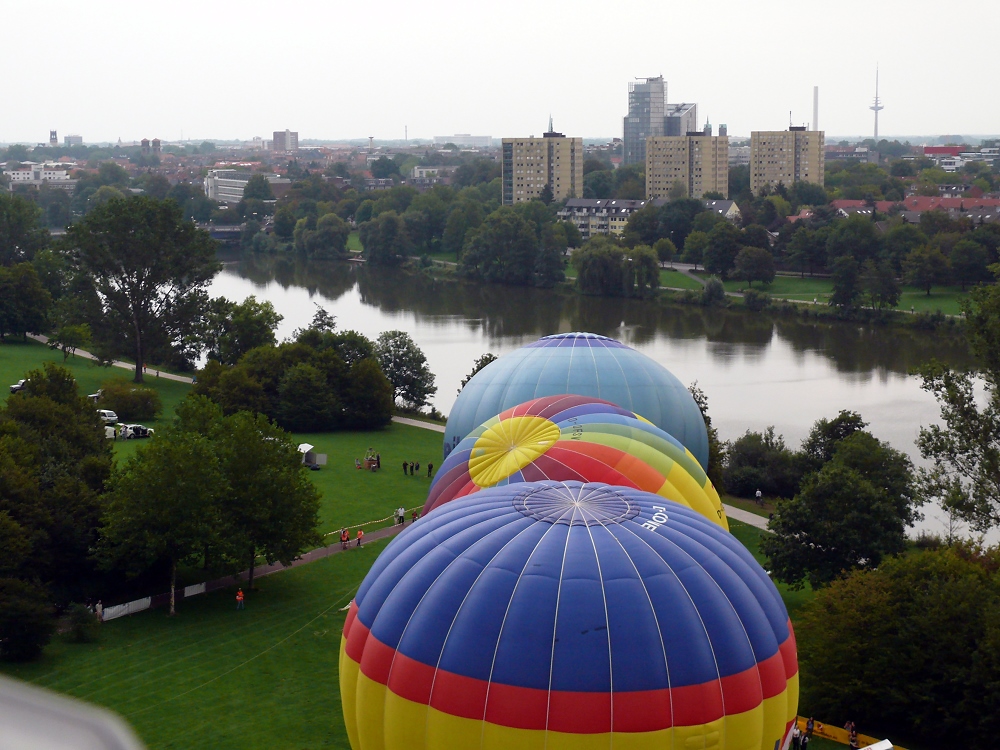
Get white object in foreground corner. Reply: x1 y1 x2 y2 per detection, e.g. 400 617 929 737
861 741 893 750
0 674 145 750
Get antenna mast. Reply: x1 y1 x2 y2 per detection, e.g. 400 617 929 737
870 66 884 141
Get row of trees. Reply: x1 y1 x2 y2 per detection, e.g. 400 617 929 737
0 364 324 659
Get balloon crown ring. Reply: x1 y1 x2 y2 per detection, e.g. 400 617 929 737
512 483 640 527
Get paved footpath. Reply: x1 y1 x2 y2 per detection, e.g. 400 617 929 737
393 415 770 531
27 334 194 383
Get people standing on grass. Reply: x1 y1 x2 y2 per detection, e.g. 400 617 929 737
356 529 364 547
409 461 415 475
402 460 408 475
236 588 245 610
790 724 801 750
376 453 381 469
427 462 433 477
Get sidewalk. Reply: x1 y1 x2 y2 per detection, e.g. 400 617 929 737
27 334 195 384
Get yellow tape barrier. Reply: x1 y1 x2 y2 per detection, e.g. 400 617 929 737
795 717 906 750
323 507 425 536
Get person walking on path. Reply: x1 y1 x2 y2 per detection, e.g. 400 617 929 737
427 462 433 478
755 489 763 506
340 528 349 550
356 529 364 547
412 510 419 524
236 588 245 610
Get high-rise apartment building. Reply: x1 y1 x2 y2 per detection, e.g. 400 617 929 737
64 134 83 146
501 127 583 205
750 127 825 194
623 77 698 166
646 127 729 200
272 129 299 154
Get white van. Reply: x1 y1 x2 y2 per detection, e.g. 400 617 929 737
97 409 118 425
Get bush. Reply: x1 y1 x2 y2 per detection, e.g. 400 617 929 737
98 378 162 421
743 288 771 312
65 602 100 643
701 276 726 306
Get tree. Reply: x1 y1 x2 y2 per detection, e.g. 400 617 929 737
359 211 410 267
882 223 926 273
278 363 341 431
0 263 51 340
204 296 283 366
538 185 554 205
860 258 901 311
459 353 497 393
67 196 219 381
442 201 484 258
785 226 826 277
681 230 708 268
0 192 49 265
573 238 626 296
194 405 321 589
668 180 687 200
370 157 400 180
242 174 274 201
723 427 803 499
99 432 227 615
653 237 676 266
47 323 91 361
789 180 828 207
460 208 538 285
375 330 437 410
741 224 771 250
703 222 742 279
903 244 950 295
733 246 775 288
688 383 724 490
796 547 1000 748
801 409 868 469
829 255 861 310
761 459 913 589
701 276 726 306
950 238 989 291
826 214 882 263
305 213 350 259
274 207 296 239
343 358 394 429
0 578 54 662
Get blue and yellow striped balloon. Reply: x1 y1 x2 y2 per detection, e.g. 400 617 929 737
341 482 798 750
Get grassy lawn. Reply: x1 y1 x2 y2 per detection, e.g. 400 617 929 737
728 519 815 620
1 339 192 432
659 268 703 290
290 423 443 536
1 537 392 750
347 230 362 253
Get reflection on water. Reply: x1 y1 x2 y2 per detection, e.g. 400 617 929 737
209 254 979 538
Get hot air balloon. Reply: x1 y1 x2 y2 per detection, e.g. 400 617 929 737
425 394 727 529
340 482 798 750
445 332 710 471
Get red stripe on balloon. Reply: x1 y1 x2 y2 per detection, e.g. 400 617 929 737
781 621 799 678
347 626 789 732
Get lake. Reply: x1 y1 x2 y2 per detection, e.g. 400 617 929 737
209 254 978 538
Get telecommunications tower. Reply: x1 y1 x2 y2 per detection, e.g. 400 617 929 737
870 67 884 141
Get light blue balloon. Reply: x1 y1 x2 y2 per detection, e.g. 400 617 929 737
445 332 709 469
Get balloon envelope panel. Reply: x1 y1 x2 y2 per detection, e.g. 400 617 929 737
341 482 798 750
445 333 710 470
425 394 727 529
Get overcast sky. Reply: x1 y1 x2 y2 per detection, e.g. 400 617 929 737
3 0 998 145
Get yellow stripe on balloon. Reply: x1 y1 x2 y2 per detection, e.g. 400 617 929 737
341 648 794 750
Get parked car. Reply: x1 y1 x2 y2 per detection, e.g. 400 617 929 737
119 424 154 439
9 379 27 394
97 409 119 425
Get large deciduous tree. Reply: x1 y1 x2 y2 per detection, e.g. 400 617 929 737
204 295 283 366
460 208 538 285
733 246 775 288
67 196 219 381
375 330 437 410
0 192 49 265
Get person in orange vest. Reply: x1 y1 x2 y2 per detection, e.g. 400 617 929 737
236 588 245 610
340 528 350 550
356 529 364 547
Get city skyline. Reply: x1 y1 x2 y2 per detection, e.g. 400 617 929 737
2 0 998 144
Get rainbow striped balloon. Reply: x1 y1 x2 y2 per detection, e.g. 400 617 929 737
341 482 798 750
424 395 727 529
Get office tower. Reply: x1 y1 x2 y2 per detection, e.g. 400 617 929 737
623 77 666 166
272 130 299 154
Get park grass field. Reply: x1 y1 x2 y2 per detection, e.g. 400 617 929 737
347 230 363 253
659 268 704 290
1 537 392 750
1 520 826 750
